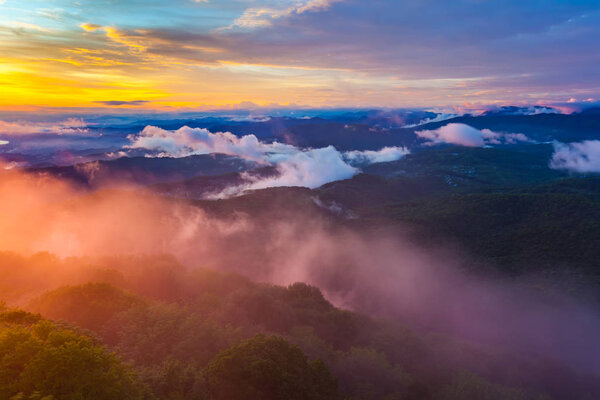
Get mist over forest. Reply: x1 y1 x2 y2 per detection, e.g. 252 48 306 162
0 105 600 400
2 0 600 398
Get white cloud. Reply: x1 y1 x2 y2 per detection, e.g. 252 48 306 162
416 123 532 147
127 125 408 196
550 140 600 173
403 114 457 128
416 123 485 147
0 139 8 145
243 146 357 190
0 118 89 135
223 146 410 196
344 146 409 164
230 0 341 29
127 125 296 162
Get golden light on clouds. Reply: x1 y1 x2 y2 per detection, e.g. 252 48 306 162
0 10 479 110
0 0 596 110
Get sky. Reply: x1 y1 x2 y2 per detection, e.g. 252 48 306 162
0 0 599 110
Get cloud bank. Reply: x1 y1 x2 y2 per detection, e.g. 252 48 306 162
127 125 280 162
0 119 89 135
94 100 150 106
416 123 533 147
550 140 600 173
241 146 357 191
344 147 410 164
127 125 408 193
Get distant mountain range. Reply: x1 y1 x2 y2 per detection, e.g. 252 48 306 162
2 108 600 168
26 154 255 188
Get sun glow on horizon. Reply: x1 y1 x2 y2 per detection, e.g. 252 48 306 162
0 0 598 111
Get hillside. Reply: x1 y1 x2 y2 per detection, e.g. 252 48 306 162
9 256 598 400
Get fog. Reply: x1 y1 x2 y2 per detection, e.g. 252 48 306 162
1 165 599 379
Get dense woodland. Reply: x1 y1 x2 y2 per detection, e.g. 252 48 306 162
2 251 599 399
2 143 600 399
1 0 599 394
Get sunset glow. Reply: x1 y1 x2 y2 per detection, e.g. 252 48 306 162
1 0 598 110
1 2 600 400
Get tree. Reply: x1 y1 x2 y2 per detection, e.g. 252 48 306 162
204 334 340 400
0 309 147 400
438 370 528 400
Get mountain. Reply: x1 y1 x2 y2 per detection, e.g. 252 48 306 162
413 112 600 143
151 165 278 199
4 255 596 400
27 153 255 188
481 106 559 116
2 108 600 400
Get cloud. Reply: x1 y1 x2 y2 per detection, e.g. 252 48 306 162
0 165 250 258
416 123 532 147
3 1 600 109
404 114 458 128
417 124 485 147
208 145 412 198
160 1 600 105
126 125 408 194
94 100 150 106
126 125 291 162
550 140 600 173
2 158 600 380
481 105 561 116
241 146 357 191
0 140 8 145
6 22 52 32
230 146 409 195
548 100 600 114
243 145 410 192
230 0 341 29
0 118 89 135
79 23 102 32
344 146 410 164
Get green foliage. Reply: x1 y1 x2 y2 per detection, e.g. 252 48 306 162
0 310 146 400
110 303 240 367
137 359 205 400
4 144 600 400
317 147 600 291
28 283 145 334
332 347 411 400
322 145 567 209
369 191 600 277
204 334 340 400
4 257 597 400
285 282 333 312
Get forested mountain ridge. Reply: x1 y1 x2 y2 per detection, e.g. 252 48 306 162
2 254 599 399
